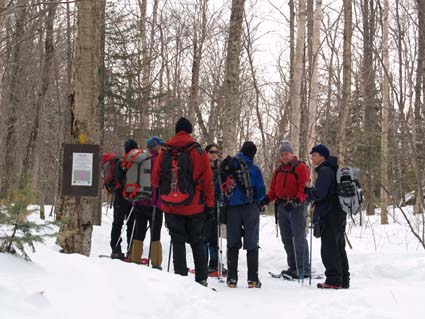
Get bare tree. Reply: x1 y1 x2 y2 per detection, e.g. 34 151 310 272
57 0 104 256
380 0 389 224
222 0 246 157
337 0 352 163
290 0 306 157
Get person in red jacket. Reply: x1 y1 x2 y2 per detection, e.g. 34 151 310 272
260 140 311 279
151 117 214 286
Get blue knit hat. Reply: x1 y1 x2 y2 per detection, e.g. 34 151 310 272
310 144 330 159
146 136 164 149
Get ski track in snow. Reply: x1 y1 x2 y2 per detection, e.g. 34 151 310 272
1 206 424 319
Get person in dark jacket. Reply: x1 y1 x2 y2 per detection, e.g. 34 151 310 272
204 143 226 275
109 139 137 259
151 117 214 286
306 144 350 289
223 141 266 288
260 140 311 278
128 136 165 269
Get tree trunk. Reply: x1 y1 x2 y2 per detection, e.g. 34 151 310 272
380 0 389 224
307 0 322 158
21 3 58 191
0 0 27 198
337 0 352 163
290 0 307 157
362 0 377 216
189 0 209 141
222 0 246 157
414 0 425 215
57 0 103 256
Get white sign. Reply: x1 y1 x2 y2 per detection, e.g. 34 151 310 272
71 152 93 186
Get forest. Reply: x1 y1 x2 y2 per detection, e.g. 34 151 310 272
0 0 424 255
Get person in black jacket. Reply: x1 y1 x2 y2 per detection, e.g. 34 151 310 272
109 139 137 259
306 144 350 289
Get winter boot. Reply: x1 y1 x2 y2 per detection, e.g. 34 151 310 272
227 247 239 287
150 241 163 270
129 240 143 264
247 280 262 288
110 251 125 260
317 282 342 289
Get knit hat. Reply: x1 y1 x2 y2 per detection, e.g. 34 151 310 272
240 141 257 159
175 117 193 134
124 139 138 154
279 140 293 153
146 136 164 150
310 144 330 159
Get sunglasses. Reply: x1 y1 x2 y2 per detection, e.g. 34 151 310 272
208 150 219 154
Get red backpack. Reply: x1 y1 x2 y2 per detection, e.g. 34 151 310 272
102 153 121 193
159 142 201 206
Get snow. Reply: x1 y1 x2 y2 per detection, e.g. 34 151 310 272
1 205 425 319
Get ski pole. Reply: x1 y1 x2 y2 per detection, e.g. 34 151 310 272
289 212 300 283
167 239 173 272
274 201 279 238
309 219 313 286
114 204 135 251
300 205 307 284
127 210 137 256
147 205 157 267
217 200 224 282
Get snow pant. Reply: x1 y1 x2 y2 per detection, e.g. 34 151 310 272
205 206 219 269
226 203 260 282
320 211 350 286
110 192 134 254
278 202 310 274
133 205 163 242
165 212 208 283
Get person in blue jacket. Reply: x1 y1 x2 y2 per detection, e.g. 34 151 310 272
221 141 266 288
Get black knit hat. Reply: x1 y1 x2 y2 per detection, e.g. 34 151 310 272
124 139 138 154
310 144 330 159
175 117 193 134
240 141 257 159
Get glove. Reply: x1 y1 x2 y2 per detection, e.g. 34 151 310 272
313 222 325 238
292 197 301 207
258 204 266 213
259 196 270 206
205 206 215 221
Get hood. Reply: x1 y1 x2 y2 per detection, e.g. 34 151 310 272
316 155 338 172
166 131 196 148
236 152 253 165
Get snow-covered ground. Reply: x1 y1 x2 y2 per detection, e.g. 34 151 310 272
1 206 425 319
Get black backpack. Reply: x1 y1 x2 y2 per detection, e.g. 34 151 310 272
159 142 202 206
219 155 253 204
274 159 305 181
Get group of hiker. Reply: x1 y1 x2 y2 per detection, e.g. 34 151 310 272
103 116 355 289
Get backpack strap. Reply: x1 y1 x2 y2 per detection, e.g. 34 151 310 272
122 149 142 170
275 159 303 179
